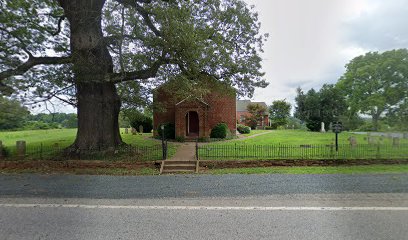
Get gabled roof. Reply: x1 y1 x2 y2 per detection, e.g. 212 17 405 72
236 100 269 115
176 95 209 106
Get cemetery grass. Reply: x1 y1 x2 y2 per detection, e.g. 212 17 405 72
205 164 408 175
240 129 271 137
235 129 408 145
0 129 176 161
199 130 408 160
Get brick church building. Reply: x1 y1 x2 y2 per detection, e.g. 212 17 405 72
153 80 236 139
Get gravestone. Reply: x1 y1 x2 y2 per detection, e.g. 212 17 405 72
348 136 357 147
131 128 137 135
387 133 392 139
139 125 143 135
16 141 26 158
367 136 375 145
125 128 129 134
393 137 400 147
320 122 326 133
404 133 408 139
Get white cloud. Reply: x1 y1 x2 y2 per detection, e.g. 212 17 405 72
243 0 407 109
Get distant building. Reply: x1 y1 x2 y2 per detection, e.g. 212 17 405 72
236 100 269 128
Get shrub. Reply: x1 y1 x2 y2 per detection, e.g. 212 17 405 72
129 113 153 133
0 146 10 158
237 124 251 134
306 118 320 131
197 137 209 142
269 122 279 130
157 123 175 139
175 136 185 142
264 126 274 130
210 123 229 139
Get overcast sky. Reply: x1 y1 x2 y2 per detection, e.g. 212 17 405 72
243 0 408 106
36 0 408 113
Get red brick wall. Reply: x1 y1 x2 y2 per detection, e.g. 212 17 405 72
153 87 236 138
205 92 236 135
153 90 176 136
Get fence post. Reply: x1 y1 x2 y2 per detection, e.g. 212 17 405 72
0 141 3 160
196 139 199 160
235 143 237 159
40 142 43 160
376 143 381 159
164 139 169 159
16 141 26 159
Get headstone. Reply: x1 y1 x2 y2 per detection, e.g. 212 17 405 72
348 136 357 147
125 128 129 134
16 141 26 158
387 133 392 139
367 136 375 145
403 133 408 139
131 128 137 135
393 137 400 147
139 125 143 135
320 122 326 133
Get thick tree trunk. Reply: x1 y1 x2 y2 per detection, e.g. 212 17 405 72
60 0 124 150
74 82 122 150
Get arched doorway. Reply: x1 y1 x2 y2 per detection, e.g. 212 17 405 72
185 111 199 137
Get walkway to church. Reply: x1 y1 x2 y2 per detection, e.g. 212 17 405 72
169 142 196 161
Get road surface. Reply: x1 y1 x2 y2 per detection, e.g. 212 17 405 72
1 173 407 239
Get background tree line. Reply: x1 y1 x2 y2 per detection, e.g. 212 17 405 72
294 49 408 132
0 96 77 130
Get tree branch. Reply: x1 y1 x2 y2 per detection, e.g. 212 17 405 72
0 56 72 81
115 0 162 37
110 57 170 83
52 15 66 36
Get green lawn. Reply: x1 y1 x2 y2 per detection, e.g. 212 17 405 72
207 164 408 175
199 130 408 160
239 129 271 137
236 130 408 145
0 129 176 161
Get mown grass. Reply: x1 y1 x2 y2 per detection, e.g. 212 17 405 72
0 129 160 147
207 164 408 175
239 129 271 137
233 130 408 145
0 129 176 161
199 130 408 160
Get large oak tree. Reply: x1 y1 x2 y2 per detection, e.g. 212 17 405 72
337 49 408 131
0 0 267 150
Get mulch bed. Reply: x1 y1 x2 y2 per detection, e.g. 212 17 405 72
0 160 161 173
199 159 408 169
1 159 408 175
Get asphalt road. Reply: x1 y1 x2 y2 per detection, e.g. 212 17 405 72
1 173 408 240
0 173 407 199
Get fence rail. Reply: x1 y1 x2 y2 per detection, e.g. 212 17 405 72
0 144 166 161
198 143 408 160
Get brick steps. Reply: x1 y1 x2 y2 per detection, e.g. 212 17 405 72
160 160 199 174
